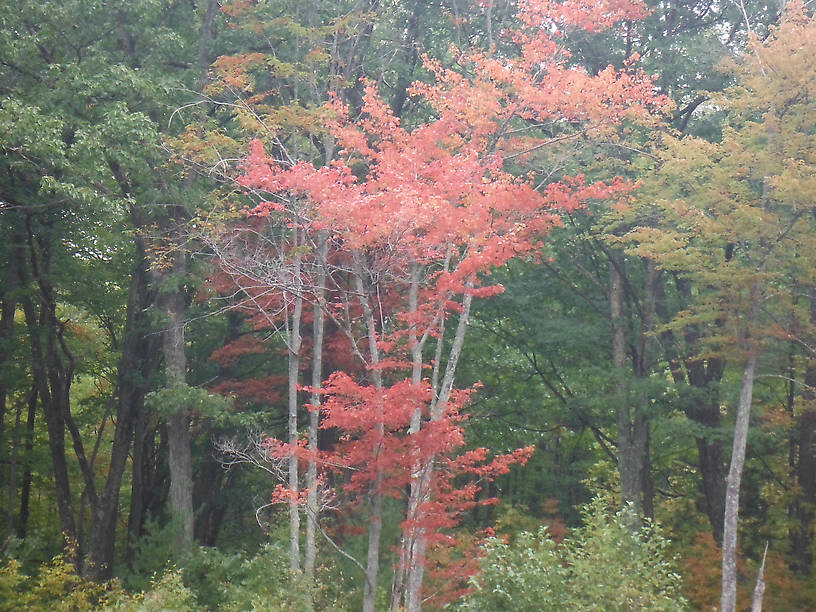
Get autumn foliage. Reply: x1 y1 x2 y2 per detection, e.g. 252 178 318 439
209 0 667 606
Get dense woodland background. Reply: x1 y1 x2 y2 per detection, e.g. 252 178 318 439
2 0 816 610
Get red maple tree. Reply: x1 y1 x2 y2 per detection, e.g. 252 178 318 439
209 0 667 609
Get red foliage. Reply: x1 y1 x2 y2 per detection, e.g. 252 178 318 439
209 334 267 367
210 375 286 405
212 0 667 602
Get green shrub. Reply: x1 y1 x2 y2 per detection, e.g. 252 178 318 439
457 497 687 611
102 569 196 611
0 546 113 612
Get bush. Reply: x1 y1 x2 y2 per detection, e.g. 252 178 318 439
457 497 687 611
0 546 114 612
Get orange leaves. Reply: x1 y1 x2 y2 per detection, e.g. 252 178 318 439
518 0 649 34
210 52 266 91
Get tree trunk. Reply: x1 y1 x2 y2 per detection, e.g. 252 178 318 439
610 253 647 517
721 289 761 612
126 403 160 567
17 384 36 539
791 284 816 573
404 278 473 612
1 243 21 538
5 388 32 539
354 268 384 612
0 250 18 463
19 229 78 546
157 250 195 553
677 277 728 540
392 264 426 611
305 232 327 580
193 456 224 544
156 0 219 556
85 238 156 579
285 233 304 573
750 542 768 612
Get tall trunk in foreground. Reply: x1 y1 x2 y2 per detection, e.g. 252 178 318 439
721 284 762 612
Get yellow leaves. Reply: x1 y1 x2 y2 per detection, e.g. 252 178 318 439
168 126 241 168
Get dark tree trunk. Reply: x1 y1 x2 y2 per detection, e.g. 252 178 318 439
610 252 649 518
390 0 424 118
84 238 156 579
672 276 727 541
155 249 195 552
17 384 36 539
193 453 225 546
791 285 816 574
125 403 162 567
0 250 18 457
18 226 78 545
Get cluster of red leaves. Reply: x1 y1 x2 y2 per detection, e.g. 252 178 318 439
216 0 668 600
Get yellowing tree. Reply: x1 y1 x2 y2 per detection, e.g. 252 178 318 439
606 4 816 610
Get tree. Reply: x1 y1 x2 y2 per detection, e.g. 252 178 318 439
212 3 666 608
0 0 232 577
609 4 816 608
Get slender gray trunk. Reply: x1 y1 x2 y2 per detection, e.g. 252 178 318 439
305 233 327 579
721 351 758 612
750 542 768 612
404 281 473 612
287 241 303 574
355 268 384 612
392 264 425 611
721 283 762 612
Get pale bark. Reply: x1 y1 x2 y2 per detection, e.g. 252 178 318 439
721 352 758 612
750 542 769 612
305 232 327 579
721 284 761 612
392 263 426 610
404 277 473 612
355 268 385 612
286 239 303 574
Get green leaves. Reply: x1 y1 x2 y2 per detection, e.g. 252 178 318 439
146 383 232 421
458 497 687 611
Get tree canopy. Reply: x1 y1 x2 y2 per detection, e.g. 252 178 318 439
1 1 816 610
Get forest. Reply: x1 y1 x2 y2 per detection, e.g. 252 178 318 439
1 0 816 610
